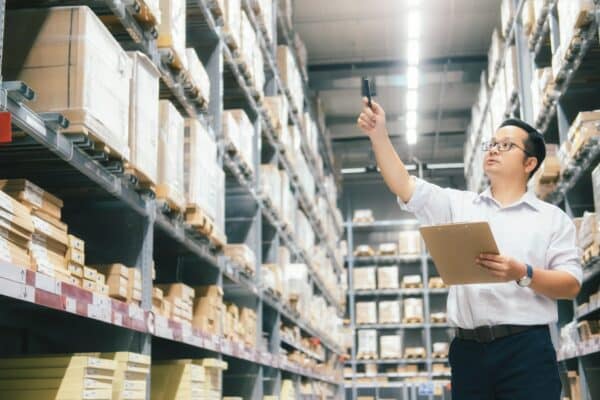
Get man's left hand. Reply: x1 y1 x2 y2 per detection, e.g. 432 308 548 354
476 253 527 282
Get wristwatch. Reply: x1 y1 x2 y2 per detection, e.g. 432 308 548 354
517 263 533 287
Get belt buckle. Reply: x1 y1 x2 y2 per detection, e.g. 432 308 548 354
475 326 495 343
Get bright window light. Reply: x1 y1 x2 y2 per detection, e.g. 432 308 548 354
406 90 418 110
407 11 421 39
406 66 419 89
406 128 417 145
407 40 420 65
406 111 417 129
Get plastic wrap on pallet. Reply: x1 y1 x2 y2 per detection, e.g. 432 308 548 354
184 119 221 222
303 112 320 161
356 301 377 325
353 267 376 291
277 45 304 113
127 51 160 185
157 0 187 68
295 209 314 254
185 48 210 104
296 152 316 204
378 300 401 324
398 230 422 255
158 101 186 210
280 170 295 227
5 6 132 161
223 109 255 174
357 329 378 358
283 263 310 316
378 266 399 289
403 298 424 321
380 335 404 359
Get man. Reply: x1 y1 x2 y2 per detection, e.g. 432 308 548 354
357 98 581 399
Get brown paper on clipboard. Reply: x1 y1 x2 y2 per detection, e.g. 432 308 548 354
419 221 504 285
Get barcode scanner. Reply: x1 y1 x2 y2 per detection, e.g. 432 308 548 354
361 77 376 109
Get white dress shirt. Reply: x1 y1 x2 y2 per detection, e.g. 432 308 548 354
398 177 582 329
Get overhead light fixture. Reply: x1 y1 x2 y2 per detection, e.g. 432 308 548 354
406 129 417 145
406 66 419 89
404 164 417 171
407 11 421 39
341 167 367 175
406 90 418 110
406 40 420 65
405 111 417 129
427 162 465 170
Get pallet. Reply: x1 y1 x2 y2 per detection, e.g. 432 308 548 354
180 71 209 108
209 226 227 250
352 217 375 225
402 317 424 325
265 287 282 300
63 125 128 163
223 30 240 51
381 354 403 360
583 243 600 265
357 353 378 360
378 250 398 256
379 319 402 325
430 314 447 324
155 184 185 214
123 163 156 193
185 205 214 237
354 246 375 257
400 283 424 289
432 351 449 359
404 347 426 359
131 0 160 28
428 277 447 289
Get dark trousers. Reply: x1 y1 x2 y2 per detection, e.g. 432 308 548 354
449 326 562 399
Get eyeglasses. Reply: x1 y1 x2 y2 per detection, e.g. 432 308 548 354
481 140 531 156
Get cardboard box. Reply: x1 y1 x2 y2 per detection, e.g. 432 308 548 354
4 7 131 161
184 48 210 103
94 263 130 278
356 302 377 325
223 0 242 48
157 0 187 68
378 301 401 324
403 298 424 321
398 230 422 255
357 329 378 358
240 307 257 348
568 111 600 158
0 180 63 221
157 101 186 211
184 118 219 220
223 109 255 173
378 266 399 289
277 46 304 113
579 212 599 249
262 263 283 297
353 267 376 291
264 96 288 134
260 164 282 213
127 51 160 185
68 235 85 253
224 244 256 274
66 248 85 266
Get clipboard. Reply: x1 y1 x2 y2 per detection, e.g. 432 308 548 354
419 221 504 285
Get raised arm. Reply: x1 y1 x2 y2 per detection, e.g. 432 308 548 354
357 98 415 203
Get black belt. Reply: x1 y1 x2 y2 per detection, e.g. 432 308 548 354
455 324 546 343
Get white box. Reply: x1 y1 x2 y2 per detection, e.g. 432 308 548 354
398 230 422 255
184 119 220 221
260 165 282 213
127 51 160 185
280 171 295 227
380 335 403 359
403 298 424 321
277 45 304 113
185 48 210 103
357 329 378 357
377 266 399 289
223 0 242 48
356 302 377 325
158 101 186 210
353 267 376 291
378 301 401 324
158 0 187 67
5 6 132 160
223 110 255 173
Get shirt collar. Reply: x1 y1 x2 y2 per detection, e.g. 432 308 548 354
475 187 541 211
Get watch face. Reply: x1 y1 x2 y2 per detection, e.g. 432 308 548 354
519 277 532 287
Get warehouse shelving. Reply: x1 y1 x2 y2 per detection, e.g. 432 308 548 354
463 0 600 398
345 217 451 400
0 0 346 398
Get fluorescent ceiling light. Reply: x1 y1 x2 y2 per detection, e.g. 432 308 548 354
405 111 417 129
406 128 417 145
406 67 419 89
341 167 366 175
407 11 421 39
406 40 420 65
406 90 418 110
405 164 417 171
427 162 465 170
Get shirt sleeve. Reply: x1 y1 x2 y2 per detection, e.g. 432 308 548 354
397 176 454 225
545 212 583 284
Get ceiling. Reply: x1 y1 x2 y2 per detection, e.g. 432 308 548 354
294 0 502 188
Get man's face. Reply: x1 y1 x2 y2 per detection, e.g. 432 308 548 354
483 125 535 180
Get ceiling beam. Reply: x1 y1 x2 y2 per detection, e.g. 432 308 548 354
326 109 470 126
332 130 464 142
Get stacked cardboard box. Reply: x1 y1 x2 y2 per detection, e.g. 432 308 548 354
378 301 401 324
295 209 314 255
398 230 422 255
184 48 210 105
295 152 316 204
224 244 256 276
250 0 274 43
401 274 423 289
222 110 255 174
223 303 243 342
192 285 224 335
0 354 116 399
378 266 399 289
157 0 187 69
239 9 265 95
223 0 241 48
566 111 600 159
156 283 195 325
240 307 258 348
260 164 282 214
4 6 131 161
157 101 186 212
264 96 289 137
534 144 561 199
353 209 374 224
93 264 142 304
98 352 150 400
262 263 283 298
151 358 227 400
380 335 403 359
356 302 377 325
127 51 160 186
357 329 378 359
0 187 34 270
279 171 295 228
403 298 424 323
277 46 304 113
184 119 226 241
353 267 376 291
152 286 167 317
579 212 599 251
283 263 310 316
555 0 595 70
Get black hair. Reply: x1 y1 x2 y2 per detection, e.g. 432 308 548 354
499 118 546 179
